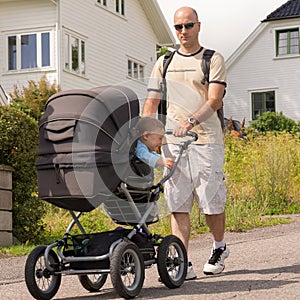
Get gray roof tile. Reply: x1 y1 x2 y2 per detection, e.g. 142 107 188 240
263 0 300 21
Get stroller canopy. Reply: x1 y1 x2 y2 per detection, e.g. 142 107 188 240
37 85 141 211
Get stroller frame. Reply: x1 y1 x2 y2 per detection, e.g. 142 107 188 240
25 132 197 300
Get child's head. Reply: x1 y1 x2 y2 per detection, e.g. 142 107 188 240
136 117 165 151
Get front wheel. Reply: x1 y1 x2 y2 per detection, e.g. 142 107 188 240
157 235 188 289
78 274 107 292
25 245 61 300
110 240 145 299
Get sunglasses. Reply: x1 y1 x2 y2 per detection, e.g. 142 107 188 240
174 22 198 31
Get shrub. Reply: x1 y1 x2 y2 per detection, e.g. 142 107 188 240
250 111 300 135
9 74 58 122
0 106 46 243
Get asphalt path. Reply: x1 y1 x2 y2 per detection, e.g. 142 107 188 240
0 214 299 300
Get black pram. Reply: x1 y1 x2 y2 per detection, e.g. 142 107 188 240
25 85 197 299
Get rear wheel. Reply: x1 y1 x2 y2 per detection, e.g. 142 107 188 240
157 235 187 289
78 274 107 292
110 240 145 299
25 245 61 300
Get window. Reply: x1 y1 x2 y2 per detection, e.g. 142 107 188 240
251 91 275 120
7 32 51 71
128 59 144 82
64 32 86 76
97 0 107 6
276 28 299 56
115 0 125 16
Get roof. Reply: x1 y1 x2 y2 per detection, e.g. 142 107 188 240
140 0 176 46
262 0 300 22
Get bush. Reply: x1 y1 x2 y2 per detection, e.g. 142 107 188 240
9 74 58 122
0 106 46 243
250 111 300 135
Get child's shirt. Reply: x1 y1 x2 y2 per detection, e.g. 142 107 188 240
135 140 162 168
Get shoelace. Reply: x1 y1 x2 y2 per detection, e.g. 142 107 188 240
208 248 225 264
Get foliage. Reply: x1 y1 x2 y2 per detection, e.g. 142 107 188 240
0 106 47 243
156 46 171 59
250 111 300 135
224 132 300 222
9 74 58 122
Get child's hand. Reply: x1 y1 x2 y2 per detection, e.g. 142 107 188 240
164 158 174 170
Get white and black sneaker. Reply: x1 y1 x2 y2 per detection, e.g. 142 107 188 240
185 262 197 280
203 245 229 275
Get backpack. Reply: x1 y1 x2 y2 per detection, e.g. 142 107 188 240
158 49 225 130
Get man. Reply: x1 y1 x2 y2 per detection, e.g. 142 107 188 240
142 6 229 279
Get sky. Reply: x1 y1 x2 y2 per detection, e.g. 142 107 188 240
157 0 288 60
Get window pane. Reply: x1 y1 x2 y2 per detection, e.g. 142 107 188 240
139 65 144 81
116 0 119 13
8 36 16 70
121 0 125 15
41 32 50 67
64 34 70 70
133 62 138 79
21 34 37 69
265 91 275 112
278 32 288 55
81 41 85 75
71 36 79 72
128 60 132 77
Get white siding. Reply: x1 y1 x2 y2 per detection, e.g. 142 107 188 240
59 0 158 107
0 0 57 94
225 19 300 123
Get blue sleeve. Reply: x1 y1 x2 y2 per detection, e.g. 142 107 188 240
135 140 162 168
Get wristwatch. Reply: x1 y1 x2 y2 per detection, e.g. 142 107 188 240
187 117 197 127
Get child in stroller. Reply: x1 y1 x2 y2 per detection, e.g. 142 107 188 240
25 85 198 300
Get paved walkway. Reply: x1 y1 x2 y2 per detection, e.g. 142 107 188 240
0 214 299 299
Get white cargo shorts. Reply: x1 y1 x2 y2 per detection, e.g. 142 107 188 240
162 143 226 215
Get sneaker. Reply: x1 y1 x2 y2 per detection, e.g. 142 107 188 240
158 261 197 282
203 245 229 275
185 262 197 280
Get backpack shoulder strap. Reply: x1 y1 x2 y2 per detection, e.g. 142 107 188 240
158 51 176 124
162 51 176 78
201 49 215 85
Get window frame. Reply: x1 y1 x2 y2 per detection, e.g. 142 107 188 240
251 90 276 120
127 58 145 82
115 0 125 16
6 30 53 72
275 27 300 57
63 30 87 77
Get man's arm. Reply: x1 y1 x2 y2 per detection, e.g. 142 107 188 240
142 90 161 117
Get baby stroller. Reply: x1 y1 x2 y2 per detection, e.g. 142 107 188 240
24 85 198 299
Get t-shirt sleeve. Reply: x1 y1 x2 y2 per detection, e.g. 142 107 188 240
147 55 164 93
209 52 227 87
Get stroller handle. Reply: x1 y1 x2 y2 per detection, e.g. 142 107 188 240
152 129 198 190
165 129 198 141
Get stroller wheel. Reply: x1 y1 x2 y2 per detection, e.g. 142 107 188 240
25 245 61 300
157 235 188 289
110 239 145 299
78 274 107 292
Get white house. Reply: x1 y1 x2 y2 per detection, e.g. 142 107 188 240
225 0 300 124
0 0 175 106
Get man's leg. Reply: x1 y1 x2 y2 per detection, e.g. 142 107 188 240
171 212 190 251
203 211 229 275
205 212 225 242
171 212 197 280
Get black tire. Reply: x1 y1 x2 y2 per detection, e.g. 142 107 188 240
157 235 188 289
110 240 145 299
25 245 61 300
78 274 107 292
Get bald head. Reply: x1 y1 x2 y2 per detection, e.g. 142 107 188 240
174 6 198 23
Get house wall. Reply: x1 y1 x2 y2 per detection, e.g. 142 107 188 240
225 19 300 123
59 0 158 105
0 0 57 95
